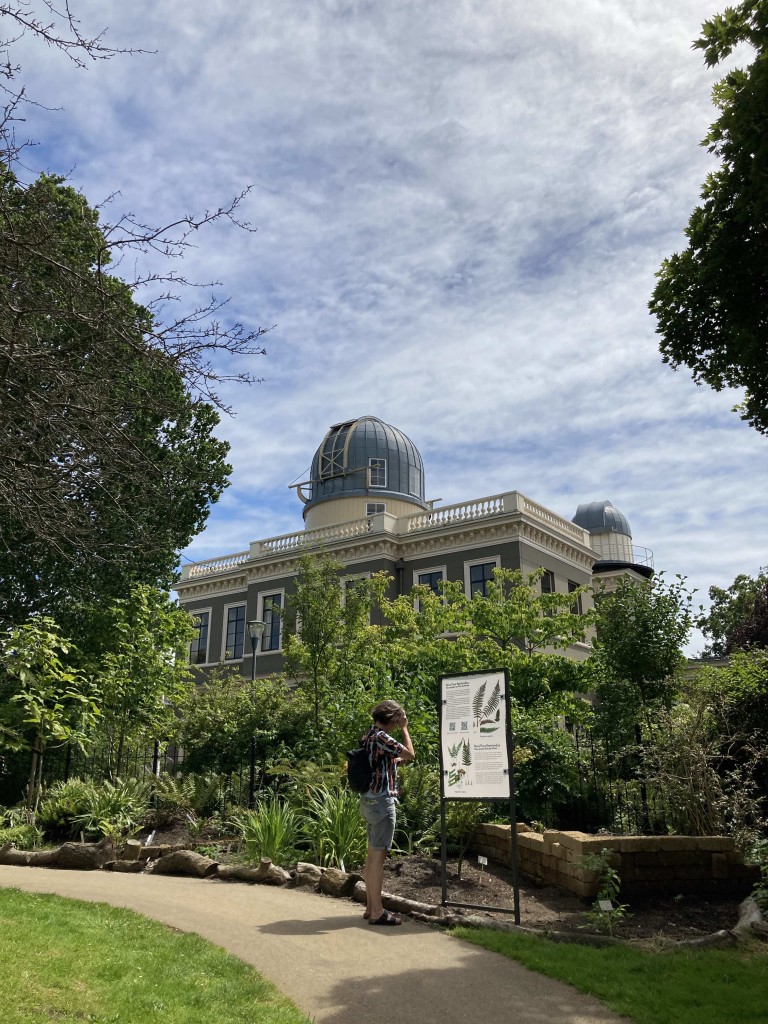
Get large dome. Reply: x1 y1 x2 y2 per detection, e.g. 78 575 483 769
302 416 427 521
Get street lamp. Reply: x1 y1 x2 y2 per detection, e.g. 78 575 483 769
246 620 265 808
247 620 266 681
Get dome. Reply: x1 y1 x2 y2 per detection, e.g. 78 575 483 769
572 500 632 538
302 416 427 519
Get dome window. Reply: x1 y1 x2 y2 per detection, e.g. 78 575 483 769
368 457 387 488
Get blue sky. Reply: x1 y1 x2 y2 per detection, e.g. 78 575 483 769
16 0 768 653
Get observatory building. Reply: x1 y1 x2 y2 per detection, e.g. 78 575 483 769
176 416 653 676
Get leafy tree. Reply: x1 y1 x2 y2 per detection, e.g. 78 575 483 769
0 617 100 811
469 568 593 710
178 667 310 778
283 554 389 739
650 1 768 434
591 574 694 737
0 171 235 626
590 574 694 830
698 567 768 655
82 585 197 779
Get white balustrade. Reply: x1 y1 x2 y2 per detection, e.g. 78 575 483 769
186 551 250 579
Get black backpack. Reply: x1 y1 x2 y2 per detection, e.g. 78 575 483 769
346 734 374 793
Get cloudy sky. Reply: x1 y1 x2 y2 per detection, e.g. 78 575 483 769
17 1 768 653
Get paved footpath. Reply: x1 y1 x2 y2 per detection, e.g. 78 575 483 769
1 866 629 1024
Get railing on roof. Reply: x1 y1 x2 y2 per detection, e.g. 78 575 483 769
183 551 250 580
179 489 593 581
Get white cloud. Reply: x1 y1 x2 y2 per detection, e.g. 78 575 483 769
12 0 768 654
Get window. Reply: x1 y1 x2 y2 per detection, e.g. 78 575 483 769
416 569 444 594
223 604 246 660
366 502 386 515
368 457 387 488
409 465 422 496
260 593 283 653
568 580 583 616
540 570 555 594
189 610 210 664
465 559 499 598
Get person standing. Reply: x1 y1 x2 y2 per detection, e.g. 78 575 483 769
359 699 415 926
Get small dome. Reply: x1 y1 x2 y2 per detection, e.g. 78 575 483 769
303 416 427 518
572 500 632 538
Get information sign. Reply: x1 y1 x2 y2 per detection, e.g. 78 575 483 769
439 669 510 800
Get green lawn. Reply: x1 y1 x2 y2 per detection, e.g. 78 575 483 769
452 926 768 1024
0 888 310 1024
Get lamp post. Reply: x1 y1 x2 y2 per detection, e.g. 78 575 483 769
246 620 266 807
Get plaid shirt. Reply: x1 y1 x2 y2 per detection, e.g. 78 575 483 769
364 726 404 796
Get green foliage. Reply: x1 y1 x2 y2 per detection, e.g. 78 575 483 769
178 668 310 776
395 763 441 854
0 617 100 810
591 574 694 740
84 585 196 778
650 1 768 435
747 839 768 911
0 823 42 849
37 777 152 842
231 796 302 866
152 772 228 822
37 778 98 839
284 554 390 742
698 568 768 656
300 784 368 869
579 847 630 935
0 167 235 627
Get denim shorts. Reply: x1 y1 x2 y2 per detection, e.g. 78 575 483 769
359 794 397 851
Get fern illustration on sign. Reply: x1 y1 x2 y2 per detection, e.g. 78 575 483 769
478 680 502 734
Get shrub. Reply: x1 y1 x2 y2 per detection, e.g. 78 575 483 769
0 823 42 849
302 784 367 870
231 796 301 866
74 778 153 842
396 763 440 854
37 779 99 839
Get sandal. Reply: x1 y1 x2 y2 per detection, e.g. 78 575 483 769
369 911 402 926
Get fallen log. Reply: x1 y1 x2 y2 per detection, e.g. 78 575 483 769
318 868 361 898
56 838 114 871
150 849 218 878
217 858 290 886
106 859 145 873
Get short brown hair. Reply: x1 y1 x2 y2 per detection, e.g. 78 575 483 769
371 700 404 726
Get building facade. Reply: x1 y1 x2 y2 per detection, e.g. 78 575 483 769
176 416 652 675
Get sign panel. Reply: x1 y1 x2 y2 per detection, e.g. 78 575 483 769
440 670 510 800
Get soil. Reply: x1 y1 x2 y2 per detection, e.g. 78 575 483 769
381 852 746 944
143 822 747 944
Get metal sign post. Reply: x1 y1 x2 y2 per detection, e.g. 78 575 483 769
438 668 520 923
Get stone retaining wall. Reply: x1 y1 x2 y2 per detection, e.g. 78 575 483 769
472 824 760 899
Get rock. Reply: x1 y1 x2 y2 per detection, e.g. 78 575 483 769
56 838 114 871
319 868 360 898
150 849 218 878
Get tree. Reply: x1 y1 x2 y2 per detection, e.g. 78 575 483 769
178 667 310 778
283 554 389 740
698 567 768 655
0 171 234 625
591 574 694 735
0 617 100 810
82 585 197 779
0 6 269 625
650 1 768 434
